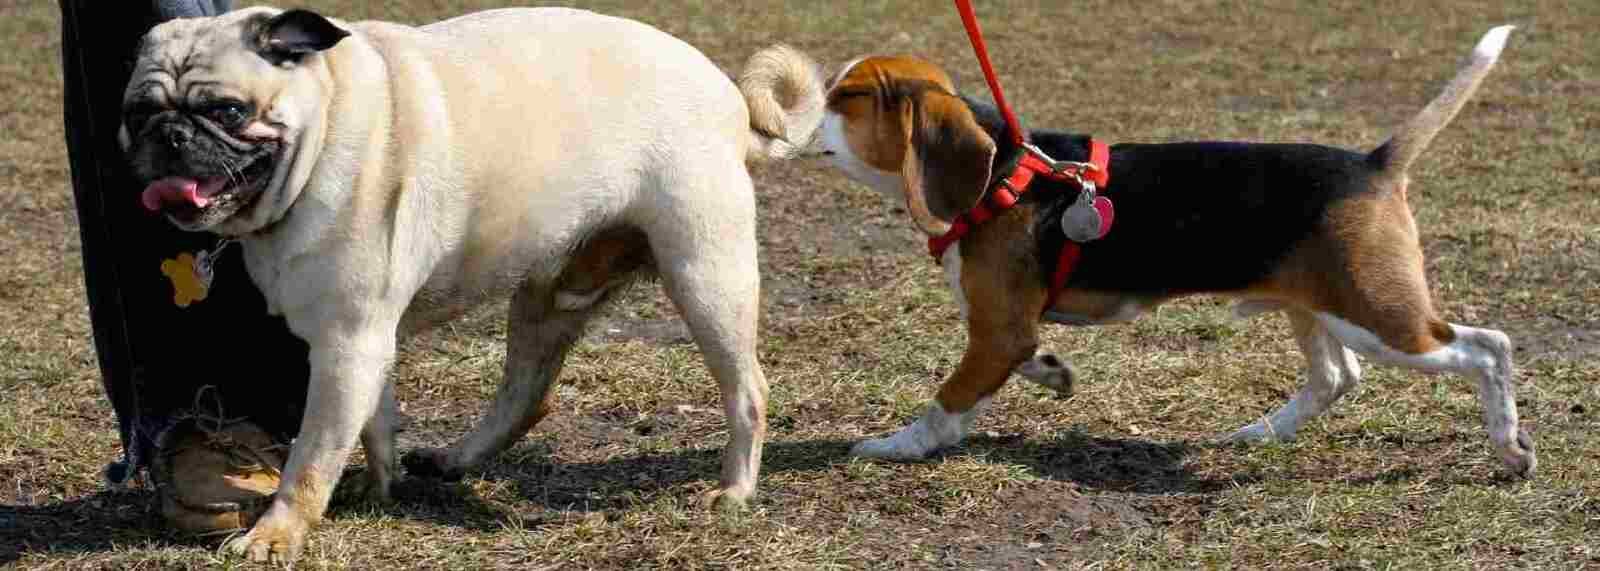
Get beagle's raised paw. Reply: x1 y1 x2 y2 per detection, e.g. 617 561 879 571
1016 353 1076 398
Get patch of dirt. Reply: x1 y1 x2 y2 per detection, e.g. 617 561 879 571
910 481 1157 568
588 316 693 346
1133 29 1211 53
752 161 920 262
1507 321 1600 360
581 276 847 347
995 482 1153 532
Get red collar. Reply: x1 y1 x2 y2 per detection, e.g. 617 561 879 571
926 139 1112 315
927 139 1111 261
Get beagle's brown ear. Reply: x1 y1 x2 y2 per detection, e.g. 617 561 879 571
897 92 997 235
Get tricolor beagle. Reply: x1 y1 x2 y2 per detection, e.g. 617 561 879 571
817 26 1534 478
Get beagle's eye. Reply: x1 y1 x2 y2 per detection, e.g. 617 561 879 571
208 102 252 129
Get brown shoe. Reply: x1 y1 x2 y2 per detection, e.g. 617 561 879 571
149 387 287 537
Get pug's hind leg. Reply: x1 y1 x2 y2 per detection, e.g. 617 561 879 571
355 381 399 504
646 176 768 512
402 284 592 480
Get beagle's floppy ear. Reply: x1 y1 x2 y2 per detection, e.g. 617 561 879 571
896 91 997 235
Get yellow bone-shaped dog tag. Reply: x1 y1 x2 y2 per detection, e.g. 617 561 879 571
159 239 234 308
160 253 209 308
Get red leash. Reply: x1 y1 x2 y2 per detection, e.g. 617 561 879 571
953 0 1026 146
944 0 1114 315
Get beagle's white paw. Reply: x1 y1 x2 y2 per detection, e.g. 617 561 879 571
851 400 986 461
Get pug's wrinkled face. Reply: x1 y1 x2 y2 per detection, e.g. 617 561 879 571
119 7 348 234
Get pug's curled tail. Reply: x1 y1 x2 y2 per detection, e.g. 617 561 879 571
739 44 825 163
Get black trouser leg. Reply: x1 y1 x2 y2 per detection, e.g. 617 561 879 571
59 0 309 484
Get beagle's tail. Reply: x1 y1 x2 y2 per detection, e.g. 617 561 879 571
739 44 825 163
1368 25 1514 176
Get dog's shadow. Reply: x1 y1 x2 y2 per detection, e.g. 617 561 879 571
0 488 170 565
381 428 1227 533
373 438 858 532
0 431 1233 561
958 428 1224 494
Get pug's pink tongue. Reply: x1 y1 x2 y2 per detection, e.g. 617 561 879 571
141 177 226 211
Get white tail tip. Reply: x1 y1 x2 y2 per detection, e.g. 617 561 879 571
1474 25 1515 60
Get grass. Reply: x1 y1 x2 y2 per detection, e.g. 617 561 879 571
3 0 1598 569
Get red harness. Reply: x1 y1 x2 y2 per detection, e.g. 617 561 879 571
943 0 1115 313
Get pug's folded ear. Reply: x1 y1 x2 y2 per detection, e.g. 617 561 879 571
255 9 350 64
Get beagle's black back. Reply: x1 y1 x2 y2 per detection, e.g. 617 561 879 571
961 95 1383 295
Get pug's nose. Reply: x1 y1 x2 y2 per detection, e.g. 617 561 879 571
163 124 191 148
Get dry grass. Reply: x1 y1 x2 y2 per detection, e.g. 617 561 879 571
3 1 1597 569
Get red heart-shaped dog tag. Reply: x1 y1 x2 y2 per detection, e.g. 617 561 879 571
1062 193 1116 243
1092 196 1114 239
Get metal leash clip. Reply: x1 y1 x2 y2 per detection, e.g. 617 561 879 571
1022 141 1100 184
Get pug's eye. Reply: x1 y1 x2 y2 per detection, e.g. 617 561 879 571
208 102 252 130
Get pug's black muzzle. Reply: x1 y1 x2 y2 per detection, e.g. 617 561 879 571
126 115 278 229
